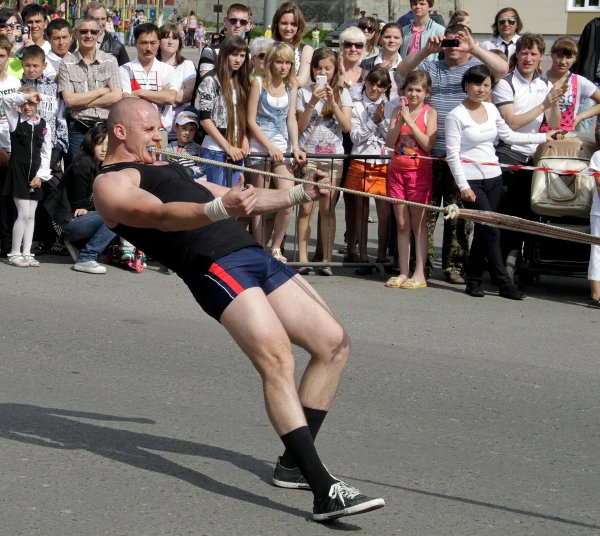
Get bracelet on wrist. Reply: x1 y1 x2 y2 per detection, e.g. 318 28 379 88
204 197 230 221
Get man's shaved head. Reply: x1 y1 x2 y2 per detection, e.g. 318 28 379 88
105 98 162 163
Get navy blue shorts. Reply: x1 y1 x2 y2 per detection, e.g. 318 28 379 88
185 246 297 321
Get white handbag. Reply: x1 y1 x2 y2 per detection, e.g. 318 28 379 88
531 137 598 217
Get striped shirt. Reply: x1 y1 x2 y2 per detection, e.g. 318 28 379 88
419 57 481 156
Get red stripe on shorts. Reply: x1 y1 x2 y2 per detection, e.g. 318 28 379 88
208 263 245 295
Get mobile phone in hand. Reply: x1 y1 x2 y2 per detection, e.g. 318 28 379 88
315 75 327 90
441 38 459 48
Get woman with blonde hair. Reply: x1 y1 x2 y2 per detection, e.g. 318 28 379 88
247 42 305 259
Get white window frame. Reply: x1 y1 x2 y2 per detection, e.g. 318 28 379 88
567 0 600 11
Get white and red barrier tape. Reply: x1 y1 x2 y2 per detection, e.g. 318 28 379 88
406 153 599 177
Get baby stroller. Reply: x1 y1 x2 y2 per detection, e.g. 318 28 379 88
506 135 597 286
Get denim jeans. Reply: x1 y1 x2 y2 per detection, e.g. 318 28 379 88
62 211 116 263
66 123 87 170
200 147 242 187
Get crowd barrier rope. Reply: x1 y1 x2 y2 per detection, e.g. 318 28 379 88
148 148 600 248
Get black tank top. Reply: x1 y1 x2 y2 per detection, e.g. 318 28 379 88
102 162 256 276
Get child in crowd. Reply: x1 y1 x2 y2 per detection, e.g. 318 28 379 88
5 84 52 267
195 36 250 186
21 44 67 252
163 110 204 180
247 42 305 260
0 34 21 257
588 150 600 309
296 47 352 275
385 70 438 289
59 123 116 274
346 66 395 271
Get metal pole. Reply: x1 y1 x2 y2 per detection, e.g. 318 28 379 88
263 0 277 34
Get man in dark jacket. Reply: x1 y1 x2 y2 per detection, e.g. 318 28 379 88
75 1 129 66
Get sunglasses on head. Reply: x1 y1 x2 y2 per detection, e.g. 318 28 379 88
79 28 100 35
228 17 249 26
498 18 517 25
358 25 375 33
343 41 365 49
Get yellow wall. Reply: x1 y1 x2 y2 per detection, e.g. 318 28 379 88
567 12 600 34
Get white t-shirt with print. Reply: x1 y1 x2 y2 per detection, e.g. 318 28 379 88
297 85 352 154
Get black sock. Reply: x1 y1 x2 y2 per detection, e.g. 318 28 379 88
280 426 336 498
280 407 327 468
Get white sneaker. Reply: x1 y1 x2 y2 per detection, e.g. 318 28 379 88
7 253 29 267
23 254 40 267
73 260 107 274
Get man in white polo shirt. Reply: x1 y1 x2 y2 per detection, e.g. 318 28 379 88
492 33 562 257
120 22 180 136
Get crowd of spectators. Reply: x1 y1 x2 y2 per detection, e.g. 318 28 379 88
0 0 599 305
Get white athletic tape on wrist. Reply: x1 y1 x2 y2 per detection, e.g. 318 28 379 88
289 184 312 206
204 197 230 221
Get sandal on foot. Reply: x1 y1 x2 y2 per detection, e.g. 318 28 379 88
298 266 315 276
384 275 408 288
401 279 427 289
319 266 333 276
271 248 287 263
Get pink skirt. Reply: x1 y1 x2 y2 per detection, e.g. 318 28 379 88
387 166 433 204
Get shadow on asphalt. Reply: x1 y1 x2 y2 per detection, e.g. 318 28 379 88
0 404 363 530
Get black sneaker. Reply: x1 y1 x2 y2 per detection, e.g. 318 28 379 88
272 457 311 490
465 284 485 298
588 298 600 309
313 481 385 522
499 285 525 300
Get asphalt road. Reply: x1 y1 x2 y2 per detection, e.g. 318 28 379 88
0 45 592 536
0 206 598 535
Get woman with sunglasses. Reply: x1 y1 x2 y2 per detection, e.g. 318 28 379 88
0 8 23 67
479 7 522 61
338 26 366 97
357 17 379 60
271 2 313 87
249 36 274 79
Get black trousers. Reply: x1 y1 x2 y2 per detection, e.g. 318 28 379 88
464 177 511 286
0 165 16 254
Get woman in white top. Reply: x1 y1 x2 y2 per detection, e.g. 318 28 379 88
158 23 197 141
346 66 395 269
446 65 556 300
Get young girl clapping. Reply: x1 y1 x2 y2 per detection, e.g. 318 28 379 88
247 42 305 261
385 70 437 289
195 36 250 186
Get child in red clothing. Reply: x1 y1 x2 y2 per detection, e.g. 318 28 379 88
385 70 437 288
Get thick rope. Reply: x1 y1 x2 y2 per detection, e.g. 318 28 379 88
148 148 600 246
